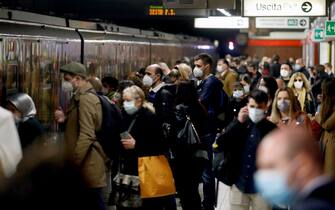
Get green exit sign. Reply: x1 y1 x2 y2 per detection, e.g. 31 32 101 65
314 28 324 41
326 21 335 36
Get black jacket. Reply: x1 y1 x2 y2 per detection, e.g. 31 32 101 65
293 180 335 210
120 107 166 175
215 118 276 186
154 82 208 146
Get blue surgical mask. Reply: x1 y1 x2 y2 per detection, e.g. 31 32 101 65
123 100 138 115
254 169 296 206
277 100 290 112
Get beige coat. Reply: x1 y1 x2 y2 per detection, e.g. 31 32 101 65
320 110 335 177
217 70 237 97
64 82 106 188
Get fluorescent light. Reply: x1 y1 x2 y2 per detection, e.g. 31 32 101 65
217 8 232 17
194 16 249 29
197 45 212 50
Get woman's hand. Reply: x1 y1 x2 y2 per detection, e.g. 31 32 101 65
121 136 136 150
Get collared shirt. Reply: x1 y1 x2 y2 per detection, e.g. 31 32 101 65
148 82 165 103
236 124 261 193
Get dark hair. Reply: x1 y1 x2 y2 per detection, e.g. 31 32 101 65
261 76 278 101
282 62 293 71
194 53 213 67
249 89 269 104
272 54 280 62
315 64 325 73
240 73 251 84
154 66 164 78
321 78 335 123
101 76 119 90
247 61 258 70
218 58 229 66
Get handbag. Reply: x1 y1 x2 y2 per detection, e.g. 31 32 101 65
112 173 142 208
177 115 201 146
110 117 142 208
138 155 176 198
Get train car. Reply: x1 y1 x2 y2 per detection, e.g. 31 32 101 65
0 18 216 130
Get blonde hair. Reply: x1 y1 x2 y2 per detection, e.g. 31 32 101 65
269 87 301 124
287 72 311 91
176 63 192 81
123 85 155 113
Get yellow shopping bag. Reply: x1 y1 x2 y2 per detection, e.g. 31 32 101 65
138 155 176 198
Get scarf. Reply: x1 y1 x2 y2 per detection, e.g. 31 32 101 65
295 88 307 111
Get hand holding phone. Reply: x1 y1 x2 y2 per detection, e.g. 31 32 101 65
120 131 131 139
238 106 249 123
120 131 135 150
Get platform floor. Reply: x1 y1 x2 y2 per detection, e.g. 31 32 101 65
106 181 231 210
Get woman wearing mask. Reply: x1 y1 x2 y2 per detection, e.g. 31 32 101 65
288 72 316 115
257 76 278 116
119 85 176 210
318 78 335 177
225 82 249 124
7 93 44 149
239 73 252 95
216 59 237 97
269 87 311 130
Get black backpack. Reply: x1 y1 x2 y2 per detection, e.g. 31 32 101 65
94 93 122 160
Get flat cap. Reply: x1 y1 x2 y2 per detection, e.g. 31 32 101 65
60 62 87 77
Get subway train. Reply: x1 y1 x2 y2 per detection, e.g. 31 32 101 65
0 17 216 130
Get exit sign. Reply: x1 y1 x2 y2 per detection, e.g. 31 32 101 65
314 28 324 41
326 21 335 36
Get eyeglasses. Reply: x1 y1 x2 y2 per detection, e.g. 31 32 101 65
294 79 303 82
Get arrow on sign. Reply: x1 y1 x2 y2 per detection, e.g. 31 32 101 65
328 25 335 32
302 2 312 13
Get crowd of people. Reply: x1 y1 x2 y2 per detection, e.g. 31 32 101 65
0 53 335 210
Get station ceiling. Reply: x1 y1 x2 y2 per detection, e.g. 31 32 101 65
0 0 240 40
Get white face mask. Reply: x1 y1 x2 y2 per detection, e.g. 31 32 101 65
294 64 301 71
280 69 290 78
123 100 138 115
258 85 268 94
243 85 250 93
248 107 265 123
233 90 244 98
216 66 224 73
142 75 154 87
193 67 204 78
294 81 303 89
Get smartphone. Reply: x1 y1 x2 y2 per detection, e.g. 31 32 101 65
120 131 131 139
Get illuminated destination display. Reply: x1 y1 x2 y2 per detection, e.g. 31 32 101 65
149 6 176 16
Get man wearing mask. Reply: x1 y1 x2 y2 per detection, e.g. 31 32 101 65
279 63 293 87
194 53 223 210
294 58 309 79
54 62 107 210
246 62 262 91
143 64 165 103
255 127 335 210
216 59 237 97
215 90 276 210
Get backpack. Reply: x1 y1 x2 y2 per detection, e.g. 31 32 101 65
93 93 122 160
